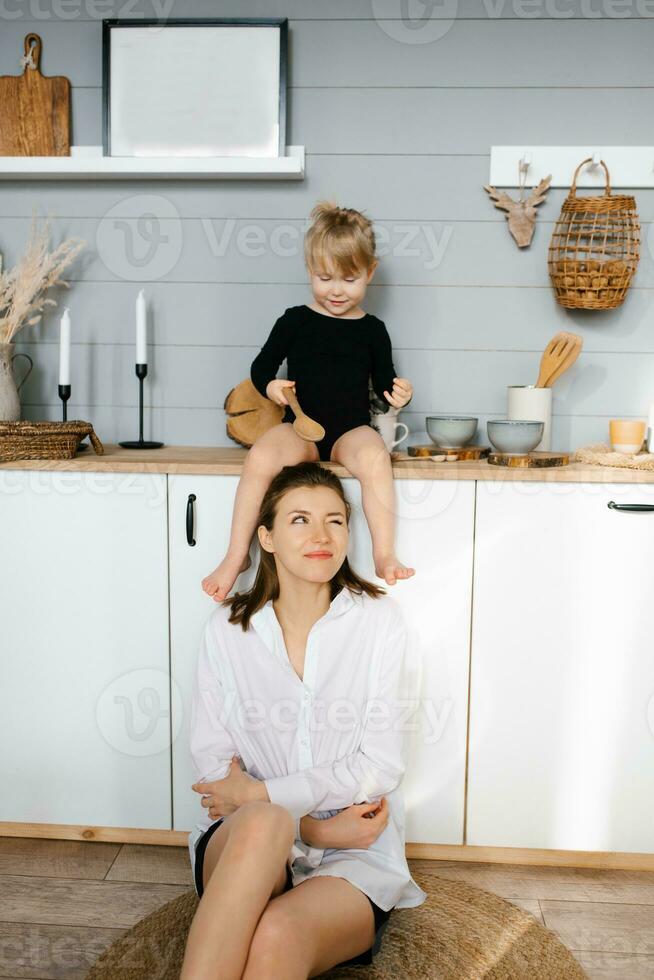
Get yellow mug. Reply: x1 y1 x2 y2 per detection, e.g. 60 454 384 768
609 419 646 454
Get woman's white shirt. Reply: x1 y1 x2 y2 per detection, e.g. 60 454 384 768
187 586 427 912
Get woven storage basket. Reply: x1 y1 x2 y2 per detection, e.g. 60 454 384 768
0 420 104 463
548 158 640 310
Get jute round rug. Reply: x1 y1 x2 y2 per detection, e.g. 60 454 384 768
85 868 588 979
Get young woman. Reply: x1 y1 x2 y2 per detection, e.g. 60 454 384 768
181 462 426 980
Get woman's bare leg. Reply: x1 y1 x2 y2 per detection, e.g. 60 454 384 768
180 802 295 980
202 423 320 601
242 875 377 979
331 425 415 586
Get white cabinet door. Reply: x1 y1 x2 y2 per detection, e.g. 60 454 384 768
170 473 475 846
467 480 654 853
0 469 170 829
342 477 475 846
169 475 258 833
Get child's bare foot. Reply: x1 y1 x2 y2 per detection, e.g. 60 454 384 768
202 552 252 602
374 555 415 586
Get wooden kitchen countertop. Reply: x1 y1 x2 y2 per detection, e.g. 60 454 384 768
2 444 654 483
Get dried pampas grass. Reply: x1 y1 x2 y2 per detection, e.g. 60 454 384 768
0 212 85 345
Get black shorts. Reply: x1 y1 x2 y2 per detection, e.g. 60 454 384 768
192 818 393 968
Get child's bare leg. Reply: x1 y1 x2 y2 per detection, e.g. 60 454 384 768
202 423 319 600
331 425 415 586
180 801 295 980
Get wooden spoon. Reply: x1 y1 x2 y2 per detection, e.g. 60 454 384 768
541 333 583 387
284 387 326 442
535 333 578 387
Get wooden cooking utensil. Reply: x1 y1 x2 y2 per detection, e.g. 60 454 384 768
0 34 71 156
284 388 326 443
535 332 578 388
541 333 583 387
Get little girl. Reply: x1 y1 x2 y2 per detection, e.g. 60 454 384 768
202 201 415 601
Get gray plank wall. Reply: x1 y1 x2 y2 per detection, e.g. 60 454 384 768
2 0 654 450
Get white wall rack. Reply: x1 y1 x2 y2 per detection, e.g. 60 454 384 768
0 144 305 180
490 147 654 188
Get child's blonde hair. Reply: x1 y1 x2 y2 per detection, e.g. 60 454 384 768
304 200 376 276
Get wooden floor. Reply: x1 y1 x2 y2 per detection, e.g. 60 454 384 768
1 837 653 978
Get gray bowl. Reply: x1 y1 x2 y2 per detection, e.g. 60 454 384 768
487 419 544 454
426 415 478 448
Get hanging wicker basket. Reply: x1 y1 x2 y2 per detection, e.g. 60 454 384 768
548 158 640 310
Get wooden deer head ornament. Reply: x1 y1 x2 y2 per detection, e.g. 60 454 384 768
484 174 552 248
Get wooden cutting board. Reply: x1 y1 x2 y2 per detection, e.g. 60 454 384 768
0 34 70 156
224 378 283 447
487 451 570 467
405 444 490 461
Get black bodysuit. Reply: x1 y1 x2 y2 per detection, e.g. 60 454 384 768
250 304 397 461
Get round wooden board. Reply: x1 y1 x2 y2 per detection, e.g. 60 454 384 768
224 378 284 447
487 450 570 467
405 445 490 461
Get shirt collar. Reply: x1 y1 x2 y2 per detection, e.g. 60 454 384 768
250 586 357 639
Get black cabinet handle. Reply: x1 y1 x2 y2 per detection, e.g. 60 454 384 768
186 493 197 546
607 500 654 512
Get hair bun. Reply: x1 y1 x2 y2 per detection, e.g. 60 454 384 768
309 200 342 223
305 200 376 273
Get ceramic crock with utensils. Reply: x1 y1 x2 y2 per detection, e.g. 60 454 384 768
507 332 583 451
507 386 552 451
534 333 580 388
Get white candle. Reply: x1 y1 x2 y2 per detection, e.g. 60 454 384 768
136 289 147 364
59 308 71 385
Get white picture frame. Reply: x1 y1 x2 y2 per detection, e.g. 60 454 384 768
102 19 287 159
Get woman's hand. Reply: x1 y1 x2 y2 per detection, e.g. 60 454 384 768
192 756 267 819
302 798 390 850
383 377 413 410
266 379 296 406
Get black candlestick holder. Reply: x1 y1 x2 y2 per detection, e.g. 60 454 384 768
119 363 163 449
58 384 71 421
59 383 88 450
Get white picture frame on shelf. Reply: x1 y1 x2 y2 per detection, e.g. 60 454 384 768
102 18 287 159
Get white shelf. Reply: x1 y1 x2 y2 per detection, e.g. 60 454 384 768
490 146 654 188
0 145 305 180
